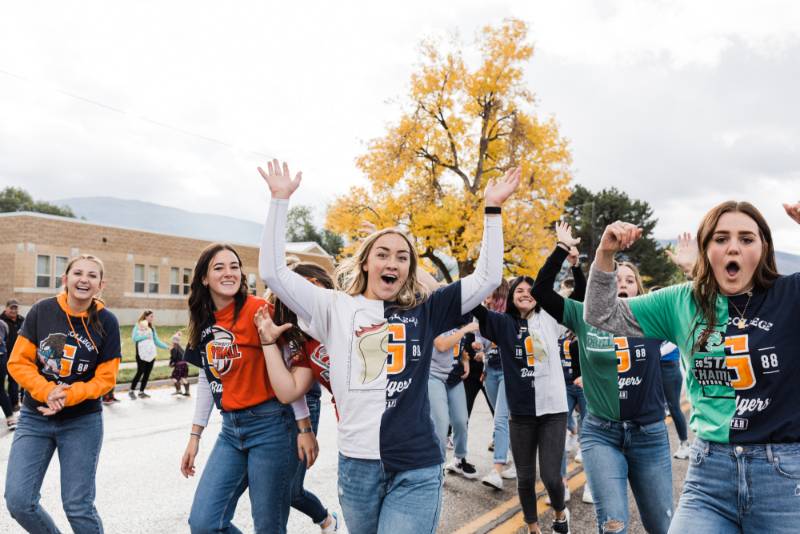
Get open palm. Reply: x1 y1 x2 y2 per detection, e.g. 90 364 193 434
257 159 302 200
484 167 522 207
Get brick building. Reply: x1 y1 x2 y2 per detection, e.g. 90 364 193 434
0 212 334 325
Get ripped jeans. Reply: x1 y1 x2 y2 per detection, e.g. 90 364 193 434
668 439 800 534
580 413 673 534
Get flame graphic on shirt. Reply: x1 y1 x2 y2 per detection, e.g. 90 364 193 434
355 322 389 384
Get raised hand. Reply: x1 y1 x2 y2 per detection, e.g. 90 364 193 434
598 221 642 254
257 159 302 200
665 232 697 275
783 202 800 225
484 167 522 207
555 221 581 248
254 305 293 344
567 246 580 267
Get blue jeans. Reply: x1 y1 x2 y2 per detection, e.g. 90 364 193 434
5 407 104 534
561 383 587 477
580 413 673 534
483 365 510 464
668 439 800 534
189 399 298 534
290 394 328 525
660 359 688 442
427 378 468 458
337 454 443 534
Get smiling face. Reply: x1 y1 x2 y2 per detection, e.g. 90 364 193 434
203 249 242 304
616 264 639 298
706 211 763 295
362 233 411 301
62 258 105 308
512 281 536 316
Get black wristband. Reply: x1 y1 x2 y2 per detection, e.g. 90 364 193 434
484 206 501 215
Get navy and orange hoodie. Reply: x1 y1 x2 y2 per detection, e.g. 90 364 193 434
9 293 121 420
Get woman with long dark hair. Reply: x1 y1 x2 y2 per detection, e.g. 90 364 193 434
584 201 800 533
5 254 121 533
179 243 308 534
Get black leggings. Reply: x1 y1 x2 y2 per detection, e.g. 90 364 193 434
463 359 494 417
509 412 568 525
130 355 155 392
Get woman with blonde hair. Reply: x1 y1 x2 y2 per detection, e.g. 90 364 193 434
584 201 800 533
259 159 519 534
5 254 121 533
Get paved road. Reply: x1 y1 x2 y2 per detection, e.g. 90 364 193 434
0 386 691 533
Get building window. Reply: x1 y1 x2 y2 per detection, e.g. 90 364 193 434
247 273 257 296
183 268 192 295
170 267 180 295
134 264 145 293
36 255 51 288
148 266 159 294
54 256 69 289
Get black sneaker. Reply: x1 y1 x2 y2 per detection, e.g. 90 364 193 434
552 508 570 534
446 457 479 479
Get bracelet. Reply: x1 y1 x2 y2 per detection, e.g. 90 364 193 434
261 341 277 346
484 206 501 215
556 241 571 252
190 432 202 439
297 427 313 434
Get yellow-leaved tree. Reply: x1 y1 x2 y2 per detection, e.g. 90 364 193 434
326 19 573 281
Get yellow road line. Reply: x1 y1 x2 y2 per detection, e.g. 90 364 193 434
463 400 691 533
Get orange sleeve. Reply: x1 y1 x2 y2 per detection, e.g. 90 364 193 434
7 336 56 403
64 358 120 406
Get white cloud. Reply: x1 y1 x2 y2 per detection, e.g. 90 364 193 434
1 0 798 254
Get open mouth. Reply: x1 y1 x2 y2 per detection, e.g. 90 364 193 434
380 274 398 286
725 261 741 278
617 291 629 298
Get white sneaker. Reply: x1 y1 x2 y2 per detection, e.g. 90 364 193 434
565 431 578 452
575 448 583 463
552 507 570 534
446 457 479 479
320 511 338 533
673 442 691 460
501 464 517 479
481 470 503 490
582 483 594 503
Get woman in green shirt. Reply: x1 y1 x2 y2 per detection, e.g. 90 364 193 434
584 200 800 534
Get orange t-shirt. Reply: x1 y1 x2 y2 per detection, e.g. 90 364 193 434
193 295 307 411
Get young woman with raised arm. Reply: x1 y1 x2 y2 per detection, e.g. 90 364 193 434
583 201 800 534
258 159 518 534
530 222 672 534
471 260 578 533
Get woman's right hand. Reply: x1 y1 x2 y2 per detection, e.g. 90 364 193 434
783 201 800 224
181 437 200 478
257 159 302 199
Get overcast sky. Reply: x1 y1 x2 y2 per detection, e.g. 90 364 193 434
1 1 799 252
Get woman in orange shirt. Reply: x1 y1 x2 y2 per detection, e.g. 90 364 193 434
179 243 310 534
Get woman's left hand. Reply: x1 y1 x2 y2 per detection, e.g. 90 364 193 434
484 167 522 207
783 201 800 224
254 305 293 345
297 431 319 468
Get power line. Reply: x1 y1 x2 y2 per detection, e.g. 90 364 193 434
0 67 271 158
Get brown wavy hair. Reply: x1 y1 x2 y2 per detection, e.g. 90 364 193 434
186 243 249 348
334 228 428 309
692 201 779 350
